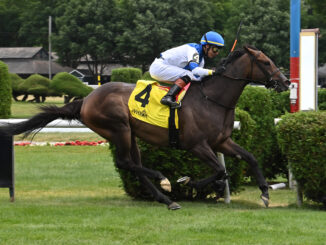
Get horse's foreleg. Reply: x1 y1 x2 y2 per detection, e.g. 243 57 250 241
218 138 269 207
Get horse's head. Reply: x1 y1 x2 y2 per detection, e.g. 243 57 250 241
243 46 290 92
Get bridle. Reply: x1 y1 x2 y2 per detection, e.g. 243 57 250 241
221 49 281 89
199 48 282 110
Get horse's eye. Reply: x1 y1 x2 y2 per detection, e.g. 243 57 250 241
264 61 270 66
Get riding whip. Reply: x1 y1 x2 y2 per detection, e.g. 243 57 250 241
230 20 243 52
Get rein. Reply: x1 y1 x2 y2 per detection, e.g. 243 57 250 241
199 83 235 110
199 48 280 109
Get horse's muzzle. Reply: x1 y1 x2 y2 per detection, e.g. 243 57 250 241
275 74 290 92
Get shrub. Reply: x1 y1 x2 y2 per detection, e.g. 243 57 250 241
0 61 11 118
318 89 326 110
270 90 290 116
18 74 51 102
111 108 253 201
141 71 157 81
51 72 93 103
10 73 25 94
237 86 287 179
111 68 142 84
276 111 326 207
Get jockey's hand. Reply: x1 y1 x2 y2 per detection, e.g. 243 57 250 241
213 66 226 75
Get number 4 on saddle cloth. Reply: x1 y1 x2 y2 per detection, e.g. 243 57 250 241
128 80 190 147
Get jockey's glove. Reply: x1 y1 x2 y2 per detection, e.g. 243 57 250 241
213 66 226 75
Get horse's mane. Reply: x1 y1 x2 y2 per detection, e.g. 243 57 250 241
217 44 258 68
201 45 258 83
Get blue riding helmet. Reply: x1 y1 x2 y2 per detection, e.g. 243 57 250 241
200 31 225 47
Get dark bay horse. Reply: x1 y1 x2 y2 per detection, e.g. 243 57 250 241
0 45 289 210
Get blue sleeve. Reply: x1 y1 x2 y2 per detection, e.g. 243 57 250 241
185 61 199 71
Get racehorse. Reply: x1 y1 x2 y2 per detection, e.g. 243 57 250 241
0 45 289 210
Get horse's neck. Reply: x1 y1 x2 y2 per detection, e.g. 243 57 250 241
201 76 247 108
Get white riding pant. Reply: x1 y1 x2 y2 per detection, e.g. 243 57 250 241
149 58 201 83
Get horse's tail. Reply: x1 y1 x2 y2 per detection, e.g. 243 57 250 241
0 99 83 137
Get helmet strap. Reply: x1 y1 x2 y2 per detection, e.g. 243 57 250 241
203 34 212 56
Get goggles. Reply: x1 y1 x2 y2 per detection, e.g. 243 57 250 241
211 46 222 53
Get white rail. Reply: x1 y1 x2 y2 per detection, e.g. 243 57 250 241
0 119 93 133
0 119 240 133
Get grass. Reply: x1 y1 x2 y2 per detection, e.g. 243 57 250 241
0 146 326 244
14 132 105 142
3 96 326 244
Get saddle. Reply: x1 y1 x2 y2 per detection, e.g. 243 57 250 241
128 80 190 147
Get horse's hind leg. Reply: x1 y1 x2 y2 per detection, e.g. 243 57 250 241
113 131 179 209
129 135 180 210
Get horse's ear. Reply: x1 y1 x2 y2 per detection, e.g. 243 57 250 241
244 45 257 56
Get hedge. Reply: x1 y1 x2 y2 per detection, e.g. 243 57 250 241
318 89 326 110
50 72 93 102
276 111 326 207
111 68 142 84
0 61 11 118
111 108 254 201
141 71 157 81
10 73 25 94
237 86 288 179
19 74 50 96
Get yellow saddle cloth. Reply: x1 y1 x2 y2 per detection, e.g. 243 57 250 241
128 80 189 129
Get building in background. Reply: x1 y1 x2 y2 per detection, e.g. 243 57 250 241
0 47 72 79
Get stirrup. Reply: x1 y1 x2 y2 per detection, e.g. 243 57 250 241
171 101 181 109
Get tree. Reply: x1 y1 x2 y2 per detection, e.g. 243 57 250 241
0 0 29 46
302 0 326 65
18 0 67 49
53 0 118 78
116 0 215 71
224 0 290 70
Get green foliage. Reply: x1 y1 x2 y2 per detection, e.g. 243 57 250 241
276 111 326 206
19 74 50 96
237 86 288 179
10 73 24 94
270 90 290 116
0 61 11 118
116 0 214 68
141 71 156 81
51 72 93 98
110 109 253 201
2 0 326 72
111 68 142 84
225 0 290 69
53 0 118 70
318 88 326 109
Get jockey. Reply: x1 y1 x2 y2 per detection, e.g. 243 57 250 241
149 31 225 108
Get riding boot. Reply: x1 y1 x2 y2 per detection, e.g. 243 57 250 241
160 83 182 108
161 76 190 108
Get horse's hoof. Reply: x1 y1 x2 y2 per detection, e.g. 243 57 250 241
168 202 181 210
160 178 171 192
261 194 269 207
177 176 190 185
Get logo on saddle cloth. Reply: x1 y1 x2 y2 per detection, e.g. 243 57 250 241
128 80 189 129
